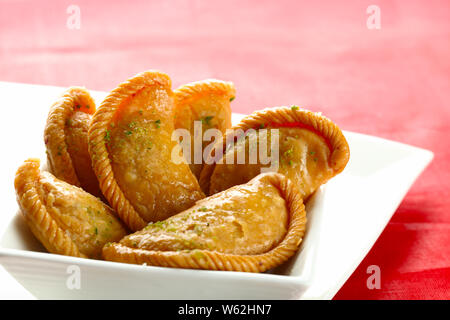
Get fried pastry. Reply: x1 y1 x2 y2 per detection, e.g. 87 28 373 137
89 71 205 231
44 87 103 198
14 159 128 259
174 79 235 179
103 172 306 272
199 106 350 198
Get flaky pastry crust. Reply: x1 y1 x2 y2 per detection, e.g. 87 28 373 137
88 71 205 231
103 172 306 272
44 87 102 197
14 159 128 259
174 80 235 179
199 106 350 197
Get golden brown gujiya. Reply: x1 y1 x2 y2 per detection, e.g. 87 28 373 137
44 87 103 198
14 159 128 259
88 71 205 231
102 172 306 272
199 106 350 198
174 79 235 179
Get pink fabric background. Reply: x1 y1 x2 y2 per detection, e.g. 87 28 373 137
1 0 449 299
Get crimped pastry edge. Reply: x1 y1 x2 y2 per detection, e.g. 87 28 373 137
14 158 86 258
199 106 350 195
174 79 236 178
102 172 307 273
44 87 96 187
88 70 172 232
174 79 236 107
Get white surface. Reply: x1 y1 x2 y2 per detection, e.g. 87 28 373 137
0 82 433 299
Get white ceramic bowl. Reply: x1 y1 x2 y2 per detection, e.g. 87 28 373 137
0 83 433 299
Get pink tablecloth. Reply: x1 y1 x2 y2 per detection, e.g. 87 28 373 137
1 0 449 299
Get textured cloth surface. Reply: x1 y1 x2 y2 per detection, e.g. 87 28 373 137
0 0 449 299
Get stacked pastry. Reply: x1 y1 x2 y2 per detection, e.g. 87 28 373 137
14 70 350 272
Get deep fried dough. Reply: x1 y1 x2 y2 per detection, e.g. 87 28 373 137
89 71 205 231
44 87 102 197
103 172 306 272
14 159 128 259
200 106 350 198
174 79 235 179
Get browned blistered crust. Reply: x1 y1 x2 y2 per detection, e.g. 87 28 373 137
174 79 235 179
199 106 350 196
102 172 306 273
88 71 205 231
44 87 102 196
14 158 128 259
